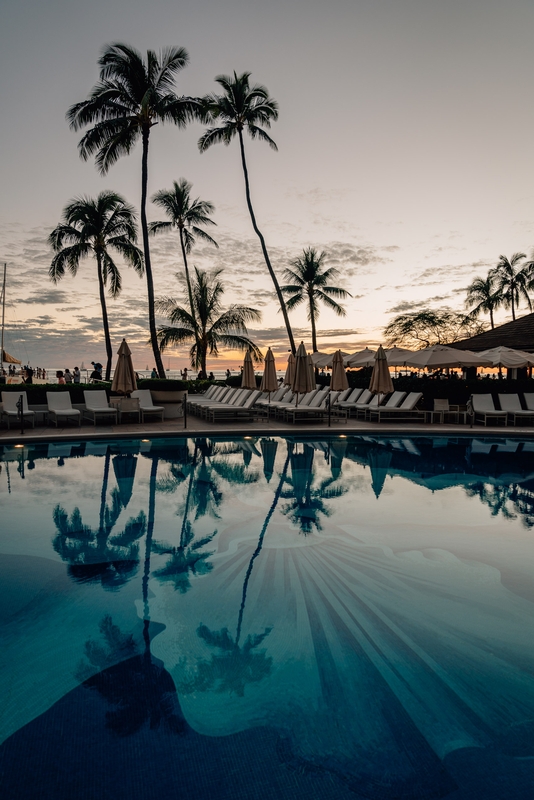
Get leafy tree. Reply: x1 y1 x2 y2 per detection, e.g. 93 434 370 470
49 191 143 380
156 267 262 376
383 308 486 349
490 253 533 321
465 272 501 329
199 71 296 354
152 521 216 593
150 179 218 322
281 247 351 352
68 43 202 377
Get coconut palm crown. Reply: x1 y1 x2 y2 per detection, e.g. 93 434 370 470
280 247 351 352
198 71 296 354
150 179 218 321
156 267 262 375
49 191 143 380
67 42 202 377
490 253 533 322
465 272 501 329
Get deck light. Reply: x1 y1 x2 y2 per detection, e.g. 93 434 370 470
14 444 24 448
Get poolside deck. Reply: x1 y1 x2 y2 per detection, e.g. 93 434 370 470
1 415 533 443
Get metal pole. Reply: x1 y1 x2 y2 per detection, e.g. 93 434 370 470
16 393 24 435
183 393 187 429
327 392 331 427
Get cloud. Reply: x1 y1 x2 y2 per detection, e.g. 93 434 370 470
18 289 70 305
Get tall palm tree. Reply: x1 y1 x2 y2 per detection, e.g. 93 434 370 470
198 71 296 354
280 247 351 353
465 272 500 329
49 191 143 380
156 267 262 376
491 253 533 321
150 178 218 322
67 43 202 378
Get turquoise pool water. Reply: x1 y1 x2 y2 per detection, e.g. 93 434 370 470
0 435 533 799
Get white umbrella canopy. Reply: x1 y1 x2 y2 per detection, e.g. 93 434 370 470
405 345 485 369
345 348 377 368
384 346 416 366
111 339 137 395
310 351 329 366
292 342 315 396
369 345 394 395
331 349 349 391
241 351 257 389
260 348 278 393
477 346 534 369
284 353 295 386
314 350 350 369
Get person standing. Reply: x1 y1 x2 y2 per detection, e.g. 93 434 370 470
181 367 188 380
151 367 158 379
65 368 73 383
73 367 81 384
56 370 66 385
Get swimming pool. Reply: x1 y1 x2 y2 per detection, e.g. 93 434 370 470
1 434 533 799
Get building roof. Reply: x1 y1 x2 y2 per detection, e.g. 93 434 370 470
451 312 534 352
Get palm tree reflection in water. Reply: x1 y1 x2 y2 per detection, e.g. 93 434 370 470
280 443 347 535
180 446 291 697
52 447 146 590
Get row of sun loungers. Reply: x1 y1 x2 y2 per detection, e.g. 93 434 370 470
0 390 164 428
470 393 534 426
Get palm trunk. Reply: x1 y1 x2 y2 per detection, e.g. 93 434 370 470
141 127 166 379
490 308 494 329
97 253 113 381
142 455 158 653
180 442 198 548
179 228 196 326
309 292 318 352
511 291 516 321
237 130 296 355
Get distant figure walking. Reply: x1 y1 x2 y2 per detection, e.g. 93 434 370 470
226 369 231 380
73 367 81 384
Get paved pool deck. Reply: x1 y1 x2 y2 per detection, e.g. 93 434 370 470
1 415 533 444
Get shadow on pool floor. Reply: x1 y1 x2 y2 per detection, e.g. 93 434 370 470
1 653 533 800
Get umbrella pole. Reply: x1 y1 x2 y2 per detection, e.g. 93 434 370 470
182 394 187 429
17 393 24 436
328 392 331 427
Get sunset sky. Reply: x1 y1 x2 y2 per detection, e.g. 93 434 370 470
2 0 534 370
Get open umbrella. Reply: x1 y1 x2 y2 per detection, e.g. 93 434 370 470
241 350 256 389
476 346 534 369
384 346 415 366
369 345 394 395
405 345 485 369
313 351 350 369
283 353 295 386
331 350 349 391
111 339 137 395
292 342 314 405
260 348 278 394
345 348 376 368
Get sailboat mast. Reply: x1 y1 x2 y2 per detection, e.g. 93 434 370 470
1 262 6 374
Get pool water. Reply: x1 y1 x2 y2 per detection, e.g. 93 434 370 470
0 435 533 799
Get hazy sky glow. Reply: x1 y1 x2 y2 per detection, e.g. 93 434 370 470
2 0 534 369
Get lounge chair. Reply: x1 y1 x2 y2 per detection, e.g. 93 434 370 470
470 394 507 427
524 393 534 412
1 391 35 429
498 394 534 426
46 391 81 427
207 390 261 422
130 390 165 422
285 391 341 423
200 389 251 419
368 392 424 423
188 386 231 413
83 390 118 426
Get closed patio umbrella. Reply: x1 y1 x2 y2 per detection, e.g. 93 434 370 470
330 350 349 391
112 453 137 508
283 353 295 386
369 345 394 395
111 339 137 395
307 354 316 387
260 348 278 394
260 438 278 483
241 350 256 390
292 342 314 404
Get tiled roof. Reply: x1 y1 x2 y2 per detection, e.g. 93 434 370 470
451 312 534 352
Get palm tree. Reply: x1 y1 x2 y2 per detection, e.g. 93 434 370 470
49 191 143 380
281 247 351 352
150 179 218 320
67 43 202 378
198 71 296 354
491 253 533 321
156 267 262 376
465 272 500 329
